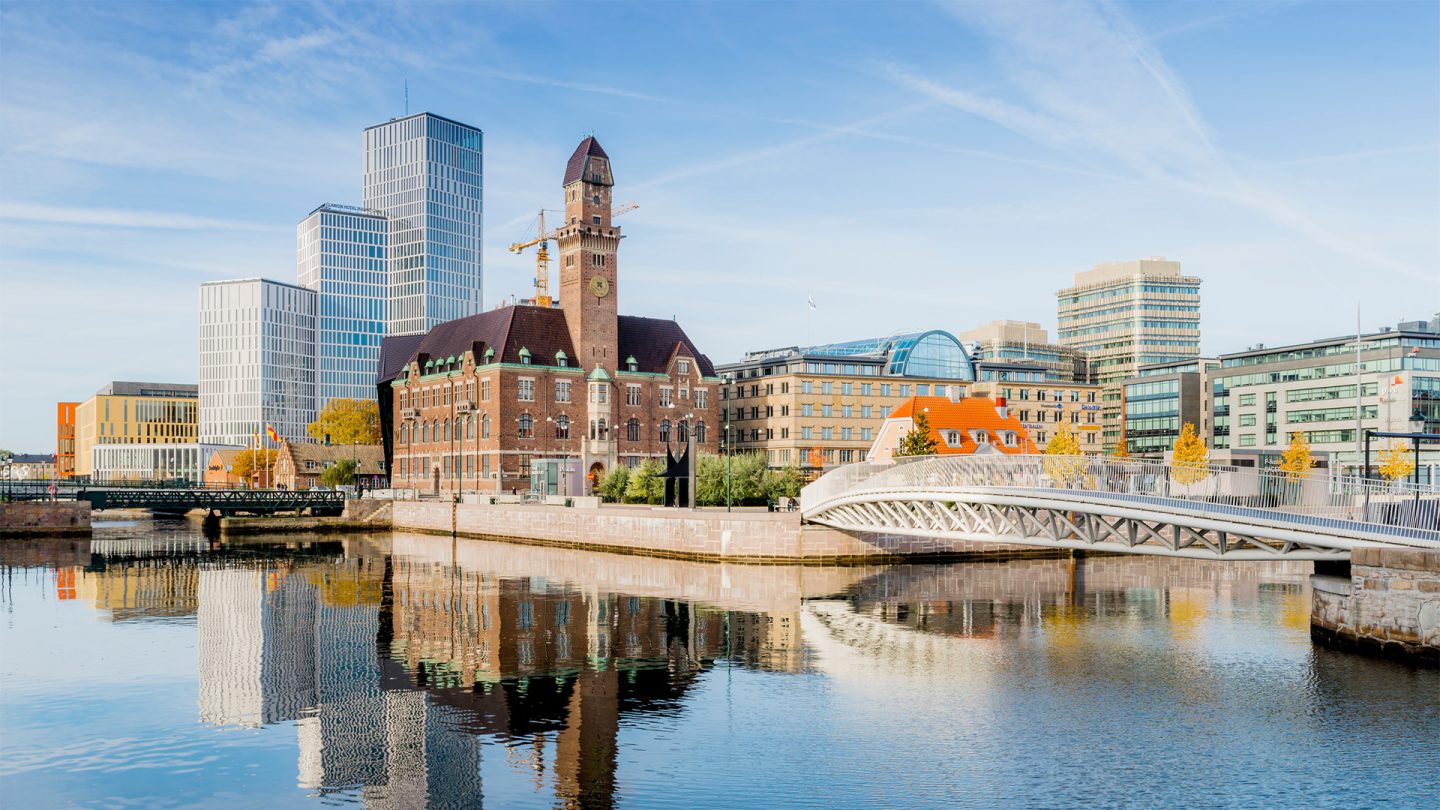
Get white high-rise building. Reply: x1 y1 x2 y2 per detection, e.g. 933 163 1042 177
199 278 317 445
298 204 389 405
363 112 484 336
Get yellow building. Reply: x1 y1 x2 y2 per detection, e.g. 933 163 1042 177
74 381 199 478
718 332 975 471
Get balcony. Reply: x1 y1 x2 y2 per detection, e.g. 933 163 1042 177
400 408 420 420
455 400 474 414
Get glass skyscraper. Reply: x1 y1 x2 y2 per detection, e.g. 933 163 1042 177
362 113 483 336
298 204 389 405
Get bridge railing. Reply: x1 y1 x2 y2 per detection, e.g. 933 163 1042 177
801 455 1440 544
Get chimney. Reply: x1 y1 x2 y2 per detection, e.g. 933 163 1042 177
948 387 965 403
995 396 1008 420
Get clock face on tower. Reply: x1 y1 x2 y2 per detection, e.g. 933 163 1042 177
589 275 610 298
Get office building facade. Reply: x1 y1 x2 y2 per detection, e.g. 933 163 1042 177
1210 317 1440 481
1120 358 1218 457
1056 257 1202 383
957 320 1088 383
969 362 1105 453
73 382 198 479
199 279 317 447
363 113 484 336
298 204 389 405
717 331 976 470
1057 257 1201 451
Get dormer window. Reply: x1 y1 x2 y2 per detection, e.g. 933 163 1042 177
626 356 638 372
944 430 962 447
970 430 989 444
519 347 532 365
999 431 1018 447
483 347 495 363
677 359 690 375
554 351 567 368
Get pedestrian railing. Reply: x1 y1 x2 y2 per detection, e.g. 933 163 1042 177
801 455 1440 545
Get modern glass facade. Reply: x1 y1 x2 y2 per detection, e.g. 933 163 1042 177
199 279 317 446
363 113 483 336
298 205 388 405
800 330 975 380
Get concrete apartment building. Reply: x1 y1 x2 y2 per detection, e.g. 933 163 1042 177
1057 257 1202 450
73 381 199 479
716 331 976 471
1120 358 1219 457
1209 317 1439 481
957 320 1088 382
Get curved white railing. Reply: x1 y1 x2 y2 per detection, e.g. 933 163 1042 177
801 456 1440 547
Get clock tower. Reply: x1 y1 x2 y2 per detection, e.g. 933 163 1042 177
556 136 620 373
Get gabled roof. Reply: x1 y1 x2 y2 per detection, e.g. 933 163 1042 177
378 306 577 382
564 136 610 185
889 396 1038 455
281 441 387 475
617 315 716 377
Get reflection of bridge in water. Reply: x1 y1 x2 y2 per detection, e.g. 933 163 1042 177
802 456 1440 561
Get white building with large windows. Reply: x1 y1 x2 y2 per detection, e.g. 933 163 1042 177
199 278 318 446
1209 316 1440 482
298 204 389 405
363 112 484 336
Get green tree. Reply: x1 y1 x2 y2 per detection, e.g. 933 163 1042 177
1277 432 1314 481
894 410 938 457
320 459 357 488
1170 422 1210 485
598 466 630 502
307 398 382 445
762 465 803 501
624 461 665 504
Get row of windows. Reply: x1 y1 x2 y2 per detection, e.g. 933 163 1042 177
399 415 708 444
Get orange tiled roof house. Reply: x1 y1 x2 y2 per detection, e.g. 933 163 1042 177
866 394 1039 462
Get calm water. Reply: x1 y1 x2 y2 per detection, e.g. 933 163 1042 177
2 521 1437 809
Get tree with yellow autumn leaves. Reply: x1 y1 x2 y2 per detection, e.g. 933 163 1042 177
1169 422 1209 485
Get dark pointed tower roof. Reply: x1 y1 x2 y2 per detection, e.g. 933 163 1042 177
564 136 610 185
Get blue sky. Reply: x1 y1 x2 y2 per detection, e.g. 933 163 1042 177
1 0 1437 450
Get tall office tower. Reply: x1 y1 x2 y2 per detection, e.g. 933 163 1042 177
1055 257 1201 384
199 278 318 446
362 113 483 336
1057 258 1200 451
298 204 389 405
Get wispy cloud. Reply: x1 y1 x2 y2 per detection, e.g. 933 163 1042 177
875 0 1432 283
0 202 273 230
453 66 675 104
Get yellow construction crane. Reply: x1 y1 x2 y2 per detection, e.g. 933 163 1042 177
509 203 638 307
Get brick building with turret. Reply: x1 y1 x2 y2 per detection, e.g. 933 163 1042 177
378 137 720 495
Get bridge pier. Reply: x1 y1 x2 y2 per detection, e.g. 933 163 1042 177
1311 549 1439 667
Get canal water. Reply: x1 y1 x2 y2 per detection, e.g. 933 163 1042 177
2 521 1436 808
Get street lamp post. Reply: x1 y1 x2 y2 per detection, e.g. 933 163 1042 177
723 373 734 512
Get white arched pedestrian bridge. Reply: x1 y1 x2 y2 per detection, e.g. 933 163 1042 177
800 456 1440 561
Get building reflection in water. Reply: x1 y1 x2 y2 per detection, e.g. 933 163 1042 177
3 530 1321 809
182 534 814 808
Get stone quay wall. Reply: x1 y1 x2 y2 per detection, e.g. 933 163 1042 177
1311 547 1440 666
390 501 1047 563
0 502 91 537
